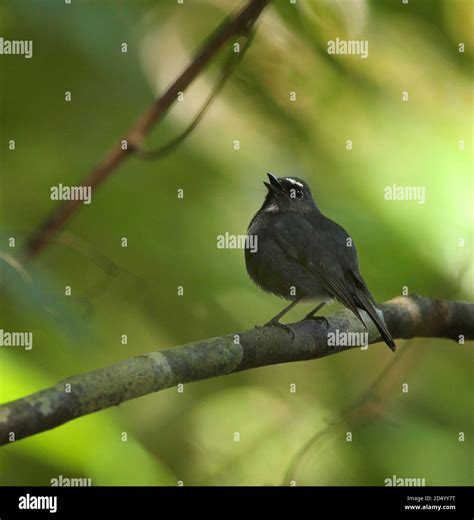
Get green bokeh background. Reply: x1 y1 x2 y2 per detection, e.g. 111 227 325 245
0 0 472 485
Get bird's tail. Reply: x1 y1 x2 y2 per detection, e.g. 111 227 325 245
357 292 396 352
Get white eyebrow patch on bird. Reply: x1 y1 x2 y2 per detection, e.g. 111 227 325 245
285 178 304 188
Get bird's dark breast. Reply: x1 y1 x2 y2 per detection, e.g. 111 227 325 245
245 214 326 301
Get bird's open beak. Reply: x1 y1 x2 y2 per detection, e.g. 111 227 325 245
264 172 282 194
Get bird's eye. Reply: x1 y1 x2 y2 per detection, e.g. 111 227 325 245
289 188 304 199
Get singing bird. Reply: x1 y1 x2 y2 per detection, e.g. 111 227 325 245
245 173 396 351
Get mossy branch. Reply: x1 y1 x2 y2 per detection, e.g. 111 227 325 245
0 295 472 446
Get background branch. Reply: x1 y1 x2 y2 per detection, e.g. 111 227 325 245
0 295 471 446
24 0 270 258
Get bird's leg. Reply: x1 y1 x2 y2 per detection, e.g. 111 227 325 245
263 298 302 340
265 299 301 324
303 302 329 327
303 302 325 319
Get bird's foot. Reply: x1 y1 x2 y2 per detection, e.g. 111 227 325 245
263 320 296 341
303 315 330 328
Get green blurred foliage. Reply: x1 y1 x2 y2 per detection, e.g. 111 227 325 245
0 0 472 485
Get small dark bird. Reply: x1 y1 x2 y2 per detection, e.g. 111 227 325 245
245 173 396 351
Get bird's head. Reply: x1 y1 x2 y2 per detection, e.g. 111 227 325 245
262 173 318 213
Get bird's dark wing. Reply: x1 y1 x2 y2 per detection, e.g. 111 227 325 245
271 213 364 319
271 213 395 350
